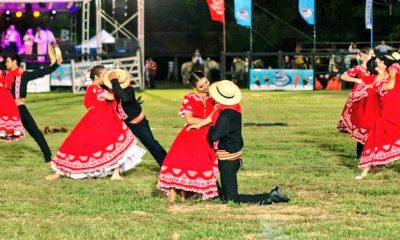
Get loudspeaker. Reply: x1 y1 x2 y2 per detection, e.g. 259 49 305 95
115 38 139 53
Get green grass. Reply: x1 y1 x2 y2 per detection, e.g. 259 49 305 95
1 89 400 239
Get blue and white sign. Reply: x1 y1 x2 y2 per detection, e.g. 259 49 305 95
249 69 314 91
50 64 73 86
234 0 252 27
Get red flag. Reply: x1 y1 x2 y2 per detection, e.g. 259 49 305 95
207 0 225 23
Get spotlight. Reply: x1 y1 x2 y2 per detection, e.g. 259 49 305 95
15 11 23 18
49 10 56 20
5 10 11 21
33 10 40 18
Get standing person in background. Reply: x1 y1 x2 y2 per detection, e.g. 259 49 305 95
45 27 56 45
192 49 203 65
5 25 21 54
144 59 150 88
282 55 293 69
1 32 9 51
375 40 396 55
294 43 306 69
34 27 47 62
148 57 157 89
166 60 175 81
23 29 35 60
348 42 360 68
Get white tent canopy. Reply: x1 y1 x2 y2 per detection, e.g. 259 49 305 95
75 30 115 49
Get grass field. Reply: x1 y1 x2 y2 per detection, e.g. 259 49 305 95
1 88 400 240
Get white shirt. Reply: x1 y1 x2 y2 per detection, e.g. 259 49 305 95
45 30 56 44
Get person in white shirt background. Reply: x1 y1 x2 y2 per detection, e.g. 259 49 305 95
34 27 47 62
23 29 35 56
5 25 21 54
45 27 56 45
374 40 397 55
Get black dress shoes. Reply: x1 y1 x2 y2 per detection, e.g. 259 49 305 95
269 186 290 203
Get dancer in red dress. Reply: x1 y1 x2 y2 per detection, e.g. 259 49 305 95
0 69 25 142
157 71 218 202
337 48 378 158
356 57 400 179
45 66 145 180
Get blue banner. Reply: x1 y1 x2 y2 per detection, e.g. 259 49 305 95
234 0 252 27
249 69 314 91
298 0 315 25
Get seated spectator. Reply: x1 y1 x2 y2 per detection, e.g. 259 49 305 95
326 64 341 90
282 55 292 69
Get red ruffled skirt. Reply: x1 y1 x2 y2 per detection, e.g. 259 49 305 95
359 88 400 169
0 87 25 142
337 83 378 144
157 125 218 200
51 103 145 179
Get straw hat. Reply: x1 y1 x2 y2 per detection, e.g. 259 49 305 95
391 52 400 60
103 69 131 89
384 52 400 61
48 43 62 65
209 80 241 106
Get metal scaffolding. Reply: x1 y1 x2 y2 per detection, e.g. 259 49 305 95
3 0 145 92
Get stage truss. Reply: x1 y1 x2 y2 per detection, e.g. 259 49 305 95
3 0 145 91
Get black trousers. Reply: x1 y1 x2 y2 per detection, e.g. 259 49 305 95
126 118 166 166
218 159 271 205
149 75 156 89
356 142 364 159
19 105 52 162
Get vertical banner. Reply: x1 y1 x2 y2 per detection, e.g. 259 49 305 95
234 0 252 27
207 0 225 23
298 0 315 25
365 0 372 29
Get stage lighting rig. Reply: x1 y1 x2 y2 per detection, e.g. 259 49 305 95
33 10 40 18
16 11 23 18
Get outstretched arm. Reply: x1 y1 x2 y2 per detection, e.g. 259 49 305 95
23 63 59 82
341 72 362 84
